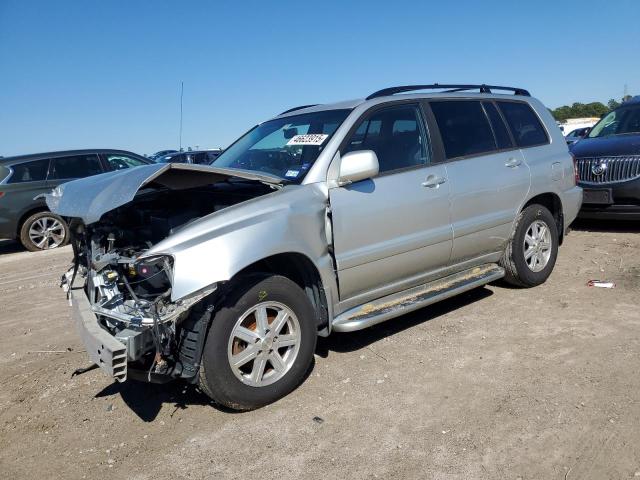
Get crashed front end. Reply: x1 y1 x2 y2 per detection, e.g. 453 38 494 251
62 237 215 383
48 163 280 384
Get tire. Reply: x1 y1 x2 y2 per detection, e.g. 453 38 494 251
19 212 69 252
199 274 317 411
500 204 559 287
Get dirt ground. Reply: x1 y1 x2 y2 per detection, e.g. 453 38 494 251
0 221 639 480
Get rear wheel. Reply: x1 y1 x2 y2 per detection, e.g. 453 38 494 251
199 274 317 410
19 212 69 252
500 204 559 287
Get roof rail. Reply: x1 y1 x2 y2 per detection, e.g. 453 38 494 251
279 104 319 115
366 84 530 100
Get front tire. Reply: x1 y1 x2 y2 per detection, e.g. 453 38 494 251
19 212 69 252
500 204 559 287
199 274 317 411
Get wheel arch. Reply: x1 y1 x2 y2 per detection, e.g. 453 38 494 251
230 252 330 334
521 192 564 245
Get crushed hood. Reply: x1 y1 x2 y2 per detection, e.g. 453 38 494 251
45 163 283 224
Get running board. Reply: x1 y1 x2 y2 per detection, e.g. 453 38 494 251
332 264 505 333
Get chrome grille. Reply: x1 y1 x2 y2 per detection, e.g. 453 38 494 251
576 156 640 184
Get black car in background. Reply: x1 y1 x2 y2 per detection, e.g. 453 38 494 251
0 149 150 251
148 149 178 161
155 149 222 164
571 96 640 219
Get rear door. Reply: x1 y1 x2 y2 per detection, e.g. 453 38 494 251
329 103 453 303
428 99 530 264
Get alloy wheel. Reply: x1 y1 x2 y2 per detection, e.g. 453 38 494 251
523 219 552 272
227 301 301 387
28 216 66 250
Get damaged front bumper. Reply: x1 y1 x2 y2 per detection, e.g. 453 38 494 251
64 268 215 384
69 285 129 382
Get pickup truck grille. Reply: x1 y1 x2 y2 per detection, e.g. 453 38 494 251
576 156 640 184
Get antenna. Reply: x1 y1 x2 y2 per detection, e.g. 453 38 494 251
179 81 184 150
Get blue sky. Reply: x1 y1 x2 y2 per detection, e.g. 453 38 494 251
1 0 638 157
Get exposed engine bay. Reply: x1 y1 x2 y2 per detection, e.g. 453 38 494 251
62 179 275 381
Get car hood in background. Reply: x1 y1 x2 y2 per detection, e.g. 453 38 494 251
570 133 640 158
45 163 282 224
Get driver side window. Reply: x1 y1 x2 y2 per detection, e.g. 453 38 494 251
343 104 430 173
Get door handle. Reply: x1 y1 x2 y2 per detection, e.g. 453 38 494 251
422 175 446 188
505 157 522 168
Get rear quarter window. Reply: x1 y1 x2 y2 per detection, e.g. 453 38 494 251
6 159 50 184
497 101 549 148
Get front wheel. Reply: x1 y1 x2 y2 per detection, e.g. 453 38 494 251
199 274 317 411
500 204 559 287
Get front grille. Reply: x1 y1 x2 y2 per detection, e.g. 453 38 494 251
576 156 640 184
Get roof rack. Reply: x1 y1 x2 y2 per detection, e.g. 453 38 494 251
366 84 530 100
279 104 319 115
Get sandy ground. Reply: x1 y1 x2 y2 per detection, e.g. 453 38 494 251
0 221 639 480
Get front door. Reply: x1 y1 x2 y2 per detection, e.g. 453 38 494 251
329 103 453 303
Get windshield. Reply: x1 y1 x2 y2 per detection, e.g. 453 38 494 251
588 105 640 138
211 109 351 182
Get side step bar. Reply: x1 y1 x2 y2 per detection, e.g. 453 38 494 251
332 264 505 333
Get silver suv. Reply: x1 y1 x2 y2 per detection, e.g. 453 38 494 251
49 84 582 410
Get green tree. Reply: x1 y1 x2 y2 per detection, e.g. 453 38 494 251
551 101 610 121
608 99 621 110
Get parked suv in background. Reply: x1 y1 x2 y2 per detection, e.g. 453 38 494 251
49 84 582 410
571 96 640 219
0 149 150 251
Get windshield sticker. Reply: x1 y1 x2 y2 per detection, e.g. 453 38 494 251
284 169 300 178
286 134 329 146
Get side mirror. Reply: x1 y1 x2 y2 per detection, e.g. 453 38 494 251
338 150 379 186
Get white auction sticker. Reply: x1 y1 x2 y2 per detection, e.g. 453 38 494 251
286 134 329 146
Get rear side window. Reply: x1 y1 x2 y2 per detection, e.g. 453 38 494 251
430 100 496 159
497 101 549 147
49 154 103 180
482 102 513 149
7 159 49 183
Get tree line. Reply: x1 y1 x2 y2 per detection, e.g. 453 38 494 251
551 95 634 122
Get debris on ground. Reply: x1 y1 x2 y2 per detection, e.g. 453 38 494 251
587 280 616 288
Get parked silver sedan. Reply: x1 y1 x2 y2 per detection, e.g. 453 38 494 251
48 84 582 410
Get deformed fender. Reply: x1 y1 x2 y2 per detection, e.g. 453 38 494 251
141 183 338 317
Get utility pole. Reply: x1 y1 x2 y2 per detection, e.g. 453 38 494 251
179 81 184 151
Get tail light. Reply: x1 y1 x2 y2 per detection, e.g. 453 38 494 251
570 152 579 185
0 192 5 199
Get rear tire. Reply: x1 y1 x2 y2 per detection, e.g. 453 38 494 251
19 212 69 252
199 274 317 411
500 204 559 287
